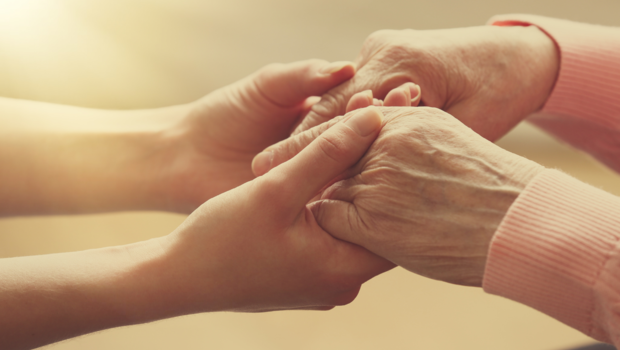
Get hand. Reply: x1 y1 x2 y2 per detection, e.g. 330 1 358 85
252 83 421 175
0 107 393 350
163 107 393 312
293 25 559 141
253 89 544 286
159 59 355 213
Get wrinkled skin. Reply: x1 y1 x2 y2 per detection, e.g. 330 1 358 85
163 107 393 313
294 25 559 141
258 103 544 287
308 107 544 286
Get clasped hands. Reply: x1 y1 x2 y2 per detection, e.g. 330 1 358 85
0 20 570 350
155 23 559 313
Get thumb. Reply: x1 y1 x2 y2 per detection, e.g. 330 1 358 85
252 89 383 177
264 107 383 208
255 59 355 107
291 80 357 135
308 199 367 247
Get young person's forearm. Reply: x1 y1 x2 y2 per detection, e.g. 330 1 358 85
0 236 186 350
0 97 191 215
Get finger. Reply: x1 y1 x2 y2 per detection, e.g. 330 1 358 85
383 82 420 107
252 115 343 176
266 107 383 207
300 96 321 118
345 90 373 113
309 199 366 247
291 73 415 135
291 75 364 135
253 305 335 312
288 96 321 132
411 84 422 107
372 98 384 107
256 60 355 107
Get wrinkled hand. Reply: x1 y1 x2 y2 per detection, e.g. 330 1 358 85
163 107 394 312
160 59 355 213
294 25 559 141
255 91 544 286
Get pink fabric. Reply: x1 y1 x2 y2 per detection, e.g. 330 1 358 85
492 14 620 174
482 15 620 344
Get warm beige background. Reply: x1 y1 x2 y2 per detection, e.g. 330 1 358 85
1 0 619 349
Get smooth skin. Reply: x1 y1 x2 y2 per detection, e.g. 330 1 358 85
0 107 394 350
0 59 355 215
293 25 560 141
254 89 544 287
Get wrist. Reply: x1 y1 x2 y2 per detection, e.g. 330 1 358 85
474 152 545 285
107 236 194 324
497 24 560 115
116 103 197 213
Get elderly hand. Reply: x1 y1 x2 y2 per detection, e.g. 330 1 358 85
163 107 393 312
0 107 394 350
293 25 559 141
160 59 355 213
255 96 544 286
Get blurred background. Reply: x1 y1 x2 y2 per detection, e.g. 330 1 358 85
1 0 619 349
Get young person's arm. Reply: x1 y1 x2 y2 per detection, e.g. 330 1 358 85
0 59 355 215
0 98 187 215
0 107 393 350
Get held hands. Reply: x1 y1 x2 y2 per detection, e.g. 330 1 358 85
161 107 393 312
255 91 544 287
294 25 559 141
159 59 355 213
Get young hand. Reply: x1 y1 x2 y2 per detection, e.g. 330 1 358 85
159 59 355 212
0 107 393 350
151 106 394 314
253 89 544 287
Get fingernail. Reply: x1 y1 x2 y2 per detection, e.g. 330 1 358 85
409 84 421 103
319 61 353 75
252 150 274 175
373 98 383 106
345 107 383 136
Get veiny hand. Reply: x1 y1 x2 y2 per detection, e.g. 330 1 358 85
162 107 394 312
158 59 355 213
255 94 544 286
294 25 559 141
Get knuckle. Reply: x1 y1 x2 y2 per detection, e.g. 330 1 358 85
316 129 349 164
379 42 410 61
311 92 348 120
365 29 396 45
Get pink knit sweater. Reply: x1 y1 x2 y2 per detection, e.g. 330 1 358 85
483 15 620 345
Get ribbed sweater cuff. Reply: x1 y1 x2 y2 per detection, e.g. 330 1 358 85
488 14 620 129
483 169 620 342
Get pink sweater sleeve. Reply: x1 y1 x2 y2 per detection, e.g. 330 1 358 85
490 14 620 173
482 15 620 344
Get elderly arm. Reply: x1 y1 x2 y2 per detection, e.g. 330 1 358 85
490 14 620 173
